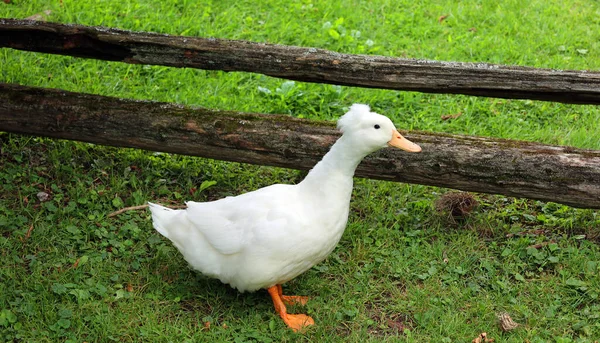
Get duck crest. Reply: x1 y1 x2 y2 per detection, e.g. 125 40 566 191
337 103 372 133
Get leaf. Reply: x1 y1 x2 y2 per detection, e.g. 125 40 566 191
268 318 276 331
257 86 271 94
328 28 340 40
57 318 71 329
495 280 508 290
548 256 559 263
6 310 17 324
344 308 358 317
44 201 58 212
585 261 598 273
52 283 68 294
523 213 536 221
565 278 587 287
94 283 108 296
112 196 124 208
58 309 72 318
276 80 296 95
115 289 127 300
526 247 539 256
199 180 217 192
514 273 525 282
282 80 296 89
69 289 90 301
65 225 81 235
0 309 17 326
78 255 89 266
334 17 344 26
576 49 588 55
417 273 430 280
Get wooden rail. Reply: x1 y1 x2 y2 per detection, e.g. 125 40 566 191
2 83 599 209
2 19 600 104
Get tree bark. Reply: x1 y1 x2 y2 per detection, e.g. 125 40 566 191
2 19 600 105
1 83 599 208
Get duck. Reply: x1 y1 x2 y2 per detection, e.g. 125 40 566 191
148 104 421 331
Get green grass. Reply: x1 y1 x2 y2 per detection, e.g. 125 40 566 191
1 0 600 342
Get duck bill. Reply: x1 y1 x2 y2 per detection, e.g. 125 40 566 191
388 130 422 152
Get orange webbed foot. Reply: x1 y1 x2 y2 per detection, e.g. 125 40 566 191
268 285 314 332
276 284 309 306
282 313 315 332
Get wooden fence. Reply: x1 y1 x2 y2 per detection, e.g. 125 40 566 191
1 19 599 209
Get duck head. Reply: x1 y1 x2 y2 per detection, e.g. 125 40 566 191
337 104 422 154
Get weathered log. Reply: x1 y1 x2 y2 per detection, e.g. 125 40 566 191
1 83 599 208
2 19 600 105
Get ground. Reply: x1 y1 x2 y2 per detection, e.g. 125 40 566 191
1 0 600 342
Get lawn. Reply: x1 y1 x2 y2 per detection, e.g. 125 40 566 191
1 0 600 342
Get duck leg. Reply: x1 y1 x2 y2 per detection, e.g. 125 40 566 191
267 285 314 331
276 284 309 306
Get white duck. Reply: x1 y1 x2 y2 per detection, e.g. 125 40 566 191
148 104 421 331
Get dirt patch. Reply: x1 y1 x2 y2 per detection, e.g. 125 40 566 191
365 297 414 336
368 312 414 336
179 298 213 314
435 191 478 223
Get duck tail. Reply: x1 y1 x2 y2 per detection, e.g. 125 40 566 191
147 202 180 239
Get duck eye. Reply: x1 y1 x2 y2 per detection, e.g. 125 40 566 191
374 124 380 129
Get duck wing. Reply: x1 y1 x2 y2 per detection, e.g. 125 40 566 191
185 184 300 256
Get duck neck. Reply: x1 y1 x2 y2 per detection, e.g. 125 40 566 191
299 135 370 189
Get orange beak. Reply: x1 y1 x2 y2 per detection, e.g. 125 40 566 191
388 130 422 152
